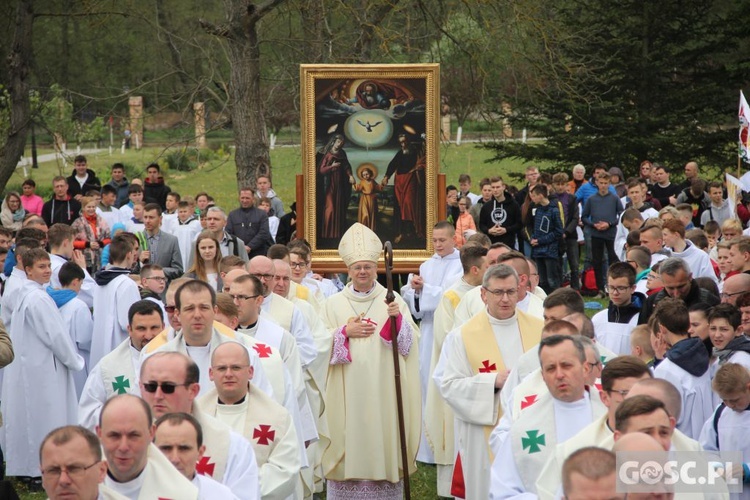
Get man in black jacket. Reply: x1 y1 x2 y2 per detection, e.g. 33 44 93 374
143 163 171 211
478 176 521 248
42 176 82 226
66 155 102 200
226 187 271 259
638 257 720 324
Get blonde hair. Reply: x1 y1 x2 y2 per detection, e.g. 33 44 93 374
713 363 750 396
630 325 655 358
721 218 743 234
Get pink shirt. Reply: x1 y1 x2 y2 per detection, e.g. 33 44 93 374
21 194 44 215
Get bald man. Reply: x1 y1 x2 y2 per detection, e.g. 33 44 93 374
247 256 316 368
97 395 198 498
721 273 750 306
222 268 249 294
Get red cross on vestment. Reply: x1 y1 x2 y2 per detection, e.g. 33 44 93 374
478 359 497 373
195 456 216 476
253 343 272 358
521 394 538 409
361 317 377 326
253 424 276 445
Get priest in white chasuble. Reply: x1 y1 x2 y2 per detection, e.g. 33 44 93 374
436 263 543 500
424 243 488 496
320 223 421 500
489 335 606 499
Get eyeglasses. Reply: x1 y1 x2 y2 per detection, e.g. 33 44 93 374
482 287 518 298
586 361 602 369
608 285 632 294
646 274 660 281
351 264 377 272
213 364 250 374
252 273 274 281
141 381 191 394
228 294 259 302
164 305 176 313
274 276 291 282
145 276 167 283
42 461 100 478
608 389 629 397
290 262 307 269
720 291 745 299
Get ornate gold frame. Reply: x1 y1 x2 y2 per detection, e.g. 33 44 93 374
300 64 440 272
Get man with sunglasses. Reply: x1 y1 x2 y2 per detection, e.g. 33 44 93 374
140 351 259 499
246 256 317 370
436 264 543 500
79 300 164 430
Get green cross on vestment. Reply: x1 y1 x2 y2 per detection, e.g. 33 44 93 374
601 355 608 365
522 430 546 453
112 375 130 394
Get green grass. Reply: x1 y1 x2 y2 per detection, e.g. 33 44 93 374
11 140 548 211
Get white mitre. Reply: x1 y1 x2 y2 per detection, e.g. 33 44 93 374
338 222 382 266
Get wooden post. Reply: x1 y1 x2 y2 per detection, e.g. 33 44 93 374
129 96 144 150
502 101 513 138
194 102 207 148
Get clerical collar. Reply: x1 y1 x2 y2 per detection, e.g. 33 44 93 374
218 395 247 405
553 391 590 408
238 320 258 330
351 283 376 295
107 467 146 484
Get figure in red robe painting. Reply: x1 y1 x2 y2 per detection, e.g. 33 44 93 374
381 134 425 243
318 134 354 239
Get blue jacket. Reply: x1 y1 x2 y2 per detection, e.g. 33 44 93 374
531 202 564 259
576 178 617 206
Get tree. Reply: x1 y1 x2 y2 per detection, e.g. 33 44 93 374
486 0 749 175
0 0 33 191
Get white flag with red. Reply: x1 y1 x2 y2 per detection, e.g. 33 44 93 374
740 90 750 163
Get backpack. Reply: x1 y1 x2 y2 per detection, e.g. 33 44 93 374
580 267 598 296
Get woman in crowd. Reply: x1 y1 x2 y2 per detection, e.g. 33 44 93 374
184 230 223 291
1 191 25 232
71 196 111 273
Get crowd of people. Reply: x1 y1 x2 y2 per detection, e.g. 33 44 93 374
1 156 750 499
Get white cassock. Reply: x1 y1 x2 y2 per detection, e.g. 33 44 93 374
193 409 261 500
700 404 750 500
0 267 26 327
173 218 202 266
654 342 714 440
490 392 602 499
198 384 301 500
78 338 141 431
161 211 178 234
104 443 199 499
1 280 84 476
591 302 642 356
50 253 98 308
424 276 476 496
453 287 543 329
400 249 462 463
59 295 93 399
260 293 317 369
670 241 718 282
436 309 543 500
90 270 141 367
96 206 125 230
193 473 240 500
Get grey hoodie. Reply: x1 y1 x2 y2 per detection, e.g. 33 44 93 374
700 198 732 227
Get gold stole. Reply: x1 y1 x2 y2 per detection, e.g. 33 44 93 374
444 289 461 309
459 309 541 454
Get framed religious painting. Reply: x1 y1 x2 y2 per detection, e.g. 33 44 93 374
300 64 440 272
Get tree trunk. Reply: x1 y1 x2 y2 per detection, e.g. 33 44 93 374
0 0 33 192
